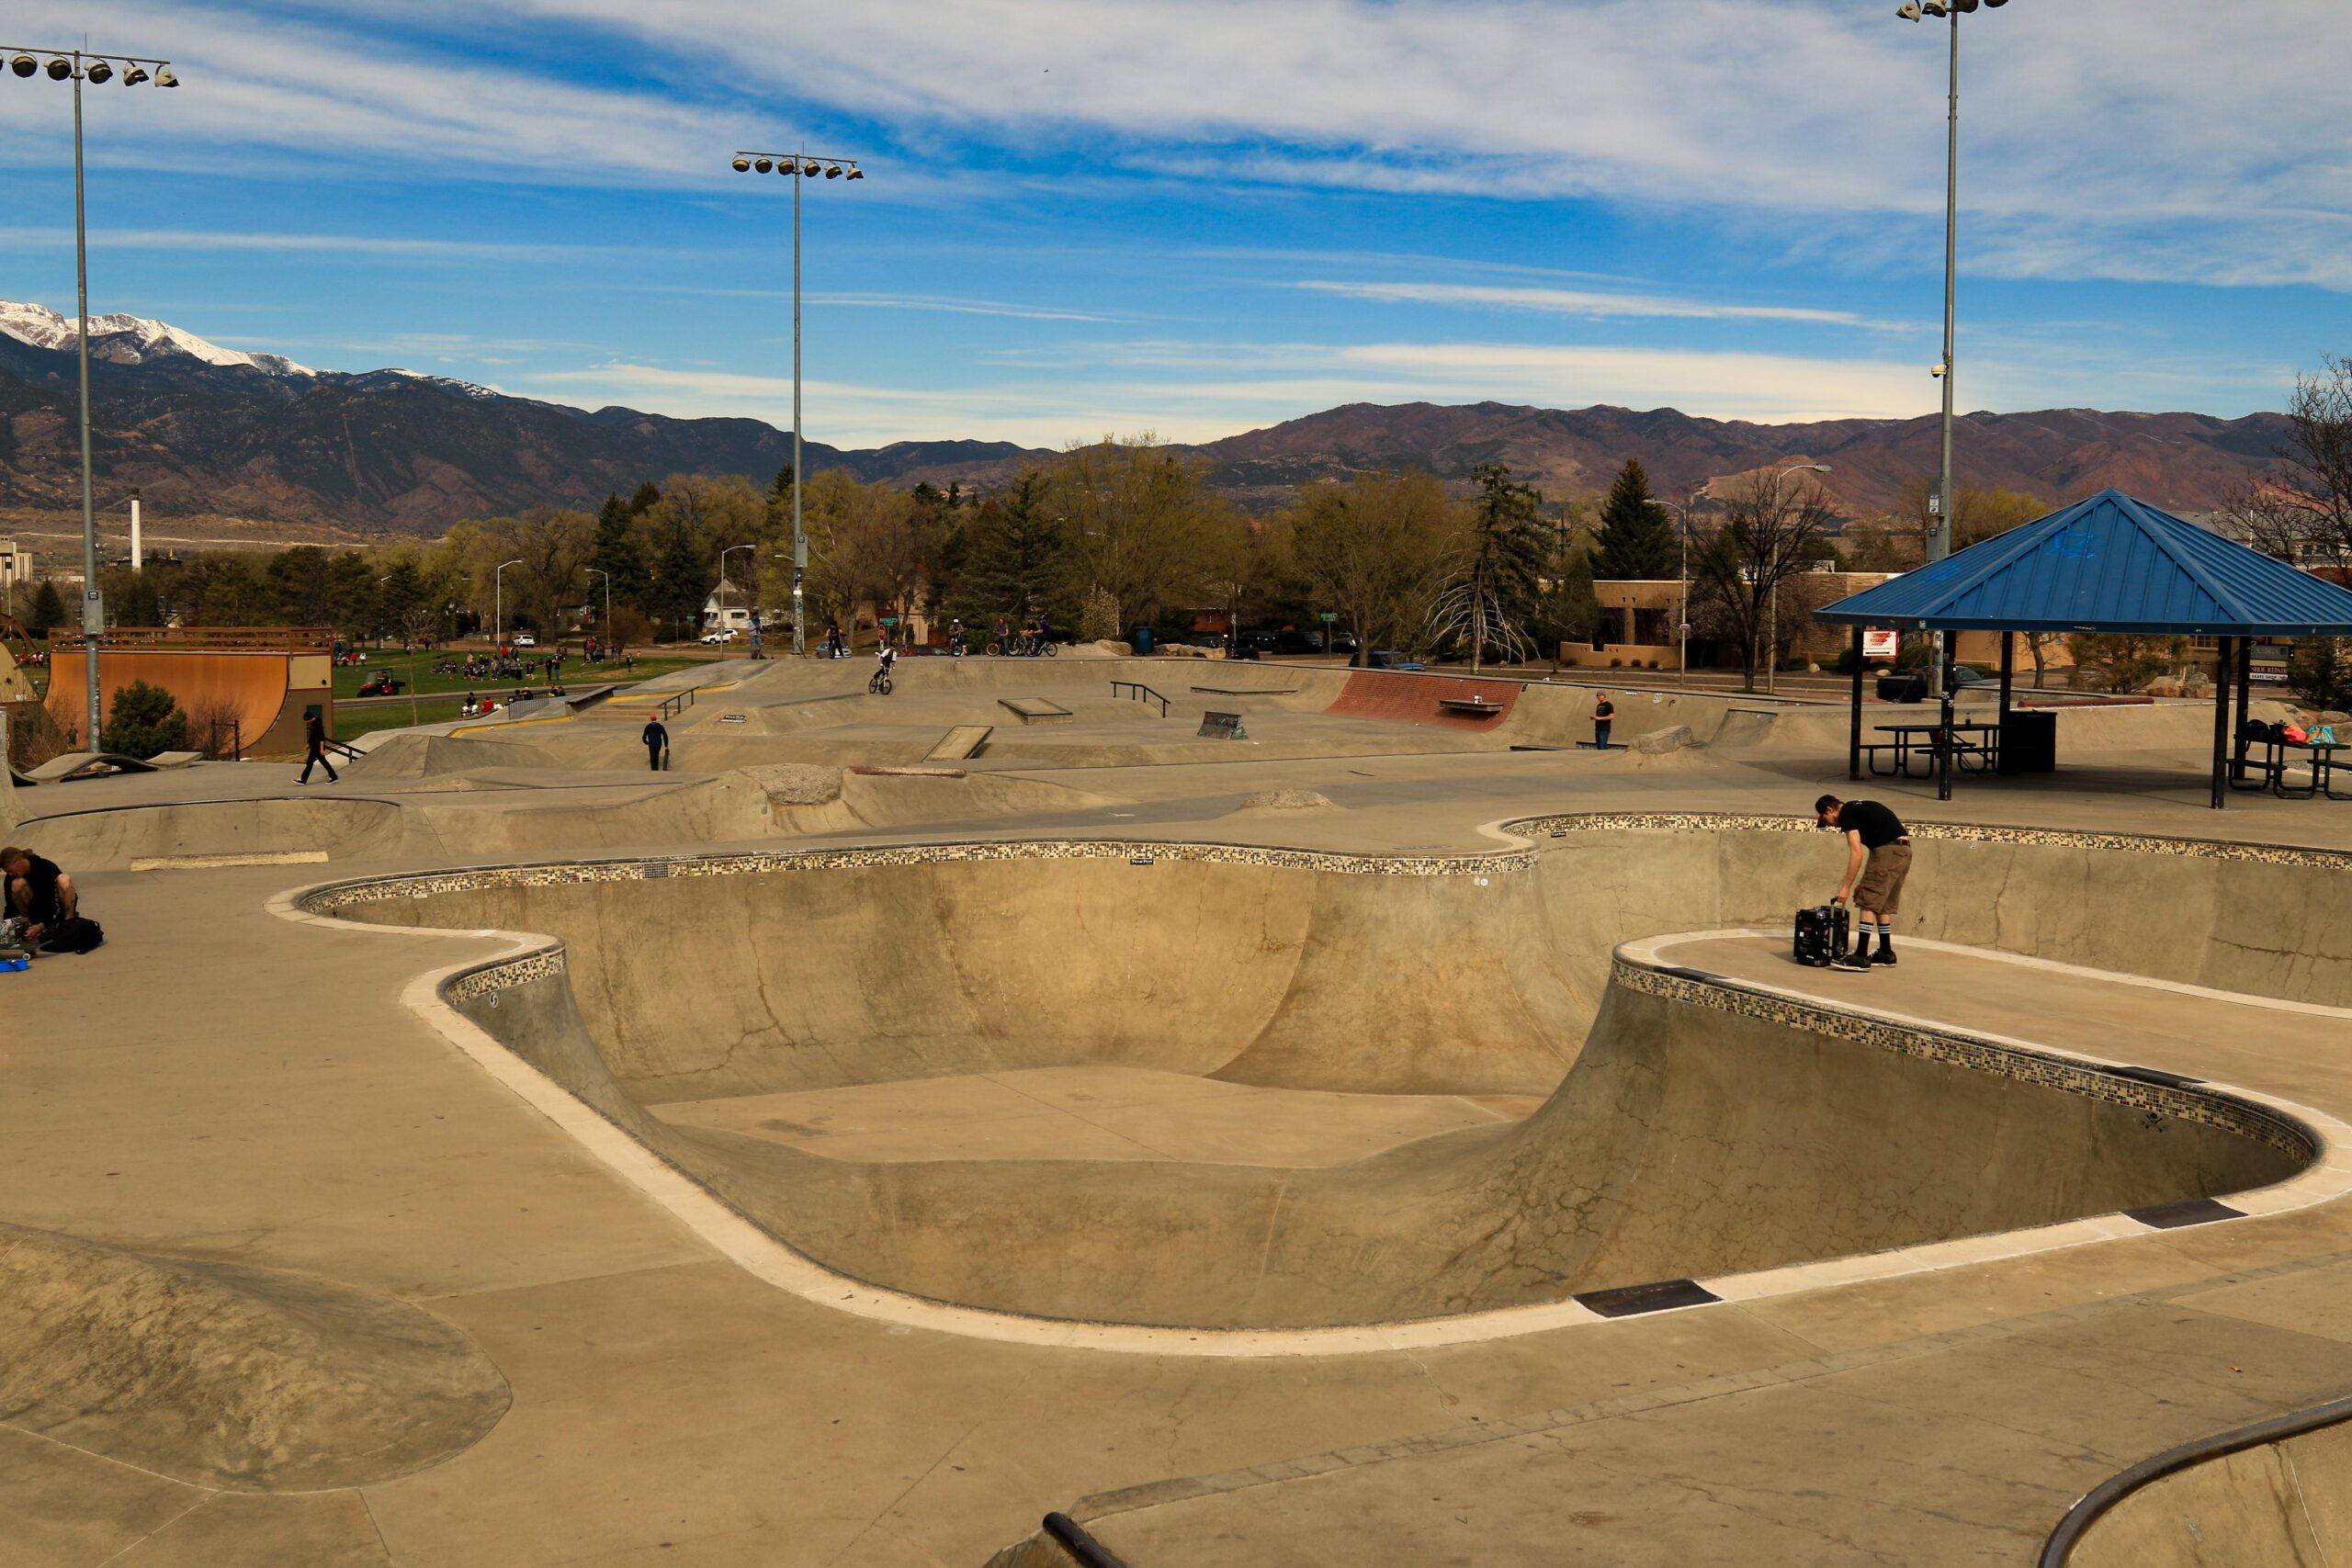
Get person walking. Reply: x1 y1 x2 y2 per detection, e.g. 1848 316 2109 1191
1592 692 1615 750
642 716 669 773
298 707 338 784
1815 795 1909 971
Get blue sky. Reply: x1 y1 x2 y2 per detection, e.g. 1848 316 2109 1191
0 0 2346 447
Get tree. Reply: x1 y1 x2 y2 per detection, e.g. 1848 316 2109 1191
2067 633 2189 694
116 573 164 628
1529 537 1604 668
2217 357 2352 570
1430 463 1548 673
1285 471 1458 664
28 579 64 634
627 480 662 516
1049 436 1227 630
589 492 650 618
650 521 708 642
950 470 1072 630
1689 468 1838 690
1591 459 1678 581
100 680 188 759
2289 639 2352 713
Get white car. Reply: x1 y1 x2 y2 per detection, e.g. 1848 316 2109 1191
514 631 537 648
700 628 740 645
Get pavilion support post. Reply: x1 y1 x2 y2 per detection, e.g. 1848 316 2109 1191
1849 626 1865 781
2233 638 2253 783
1998 628 2015 722
1938 634 1956 802
2211 636 2233 810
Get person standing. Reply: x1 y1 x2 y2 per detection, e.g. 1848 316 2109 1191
1815 795 1910 970
642 716 669 773
1592 692 1615 750
299 707 338 784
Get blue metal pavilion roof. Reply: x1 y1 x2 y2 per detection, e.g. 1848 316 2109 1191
1815 490 2352 636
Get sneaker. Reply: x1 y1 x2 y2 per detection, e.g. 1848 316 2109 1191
1871 948 1898 966
1830 951 1874 972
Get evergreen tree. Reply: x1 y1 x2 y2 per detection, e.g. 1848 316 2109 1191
949 470 1072 630
770 463 794 500
1592 459 1679 581
590 492 650 615
1433 463 1548 672
28 580 64 633
117 573 164 627
100 680 189 759
650 523 707 641
627 480 662 516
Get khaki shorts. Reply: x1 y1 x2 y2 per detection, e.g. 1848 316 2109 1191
1854 841 1912 919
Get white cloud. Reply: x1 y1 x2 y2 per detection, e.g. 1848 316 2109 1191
1298 280 1890 330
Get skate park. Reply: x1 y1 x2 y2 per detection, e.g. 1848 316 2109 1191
9 636 2352 1568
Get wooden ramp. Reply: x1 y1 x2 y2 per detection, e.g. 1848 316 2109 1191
998 698 1074 726
925 725 993 761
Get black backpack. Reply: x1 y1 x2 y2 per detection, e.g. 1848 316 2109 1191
41 916 104 954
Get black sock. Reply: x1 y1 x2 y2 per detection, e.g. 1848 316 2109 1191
1875 924 1894 952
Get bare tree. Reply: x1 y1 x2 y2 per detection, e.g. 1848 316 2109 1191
1285 471 1458 663
1689 469 1838 691
2217 357 2352 570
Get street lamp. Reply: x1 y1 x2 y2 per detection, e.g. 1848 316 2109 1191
1674 484 1708 691
583 568 612 649
1897 0 2014 694
5 42 180 744
1766 464 1833 694
493 558 523 651
730 146 866 658
718 543 755 657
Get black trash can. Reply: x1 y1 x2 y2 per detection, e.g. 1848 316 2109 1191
1998 710 2056 773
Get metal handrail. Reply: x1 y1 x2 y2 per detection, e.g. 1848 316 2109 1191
1042 1513 1129 1568
656 688 695 721
1109 680 1170 717
2040 1393 2352 1564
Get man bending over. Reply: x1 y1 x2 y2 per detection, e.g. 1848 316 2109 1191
1 844 76 951
1814 795 1909 971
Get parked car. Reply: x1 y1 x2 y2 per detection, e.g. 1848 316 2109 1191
1875 664 1991 704
1366 649 1426 671
699 628 741 645
513 631 537 648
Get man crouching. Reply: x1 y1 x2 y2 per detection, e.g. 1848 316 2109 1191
1 844 76 954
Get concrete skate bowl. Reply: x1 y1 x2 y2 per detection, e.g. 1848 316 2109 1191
2048 1397 2352 1567
19 796 404 871
303 817 2335 1337
0 1220 508 1489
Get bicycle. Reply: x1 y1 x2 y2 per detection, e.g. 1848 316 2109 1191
868 665 895 696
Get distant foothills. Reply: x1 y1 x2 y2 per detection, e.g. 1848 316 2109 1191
0 300 2293 534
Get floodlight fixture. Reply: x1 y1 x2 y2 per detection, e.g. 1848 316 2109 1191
83 57 110 83
121 63 147 85
732 154 751 171
823 164 842 178
846 165 863 179
8 53 34 76
801 159 820 176
754 156 773 172
45 55 70 78
155 68 176 87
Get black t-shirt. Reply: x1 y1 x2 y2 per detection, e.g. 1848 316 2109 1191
1839 800 1905 850
17 853 64 921
1595 699 1614 720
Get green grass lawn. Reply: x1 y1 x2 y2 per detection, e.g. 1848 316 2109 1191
330 649 704 700
331 693 469 740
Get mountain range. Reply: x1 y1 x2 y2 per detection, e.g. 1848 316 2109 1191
0 301 2293 533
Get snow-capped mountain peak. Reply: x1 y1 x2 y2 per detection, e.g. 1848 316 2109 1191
0 300 314 377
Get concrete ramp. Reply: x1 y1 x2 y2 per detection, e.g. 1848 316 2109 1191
925 725 993 761
25 750 173 782
1326 671 1522 729
998 698 1073 725
1709 709 1780 747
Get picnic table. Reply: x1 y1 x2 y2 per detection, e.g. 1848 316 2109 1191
1868 721 2002 779
2233 733 2352 800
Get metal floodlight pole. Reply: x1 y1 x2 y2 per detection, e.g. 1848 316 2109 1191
493 558 522 650
730 147 865 658
584 567 611 643
4 44 178 742
719 543 755 656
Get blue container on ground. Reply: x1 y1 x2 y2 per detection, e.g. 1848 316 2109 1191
1131 626 1155 655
